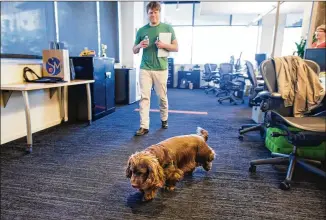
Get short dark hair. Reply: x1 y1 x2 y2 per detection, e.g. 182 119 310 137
146 1 161 13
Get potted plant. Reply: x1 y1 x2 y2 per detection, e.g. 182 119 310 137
293 37 306 58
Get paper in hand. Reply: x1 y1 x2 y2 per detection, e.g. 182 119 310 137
157 33 172 58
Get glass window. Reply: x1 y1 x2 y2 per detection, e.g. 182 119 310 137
281 27 302 56
232 14 259 26
1 2 55 55
285 13 303 27
194 4 230 25
100 1 119 62
57 2 98 56
192 26 259 64
163 3 193 26
169 26 193 64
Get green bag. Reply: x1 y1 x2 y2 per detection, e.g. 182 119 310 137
265 127 326 161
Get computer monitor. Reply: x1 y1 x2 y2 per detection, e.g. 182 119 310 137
255 53 268 68
304 48 326 72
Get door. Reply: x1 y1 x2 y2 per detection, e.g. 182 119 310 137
93 58 107 115
104 58 115 111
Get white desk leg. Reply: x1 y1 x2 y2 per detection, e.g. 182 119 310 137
86 83 92 125
63 86 68 122
22 91 32 153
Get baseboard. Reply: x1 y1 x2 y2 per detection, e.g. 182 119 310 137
0 119 62 145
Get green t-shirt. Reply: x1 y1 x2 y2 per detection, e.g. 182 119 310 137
134 23 176 71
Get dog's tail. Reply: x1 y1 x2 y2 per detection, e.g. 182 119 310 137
196 127 208 141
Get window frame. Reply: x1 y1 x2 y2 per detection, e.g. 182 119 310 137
162 2 261 64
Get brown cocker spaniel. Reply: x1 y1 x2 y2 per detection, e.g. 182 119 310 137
125 127 215 201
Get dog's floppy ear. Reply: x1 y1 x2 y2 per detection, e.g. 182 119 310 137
125 158 132 178
208 149 216 162
145 159 165 188
196 144 215 162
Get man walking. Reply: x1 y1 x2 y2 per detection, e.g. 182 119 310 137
133 1 178 136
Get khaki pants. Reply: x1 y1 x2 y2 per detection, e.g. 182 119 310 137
139 69 168 129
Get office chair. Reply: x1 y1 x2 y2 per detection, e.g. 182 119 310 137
201 64 218 94
247 58 326 190
217 63 246 105
215 63 234 97
250 110 326 190
239 59 322 140
245 60 265 107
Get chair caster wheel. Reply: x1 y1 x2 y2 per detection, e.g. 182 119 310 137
238 135 244 141
280 181 291 190
218 100 222 104
249 165 256 173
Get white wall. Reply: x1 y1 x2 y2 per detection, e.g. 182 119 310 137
1 60 62 144
119 2 135 68
119 1 146 69
258 13 286 57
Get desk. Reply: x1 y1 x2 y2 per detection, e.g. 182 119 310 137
1 79 94 153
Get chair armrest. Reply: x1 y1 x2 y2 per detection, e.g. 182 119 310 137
254 86 264 92
232 73 243 77
232 73 245 81
212 75 220 79
254 91 282 101
311 110 326 117
272 131 326 146
271 92 282 98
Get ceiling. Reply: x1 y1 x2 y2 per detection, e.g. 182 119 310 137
199 2 310 15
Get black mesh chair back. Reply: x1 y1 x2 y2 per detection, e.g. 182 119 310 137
245 60 257 87
261 59 321 94
205 64 217 73
219 63 233 74
260 59 293 116
304 59 320 75
260 59 278 93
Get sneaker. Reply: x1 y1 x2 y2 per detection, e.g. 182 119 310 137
135 128 149 136
161 120 168 129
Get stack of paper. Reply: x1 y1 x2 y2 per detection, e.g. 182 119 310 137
157 33 172 58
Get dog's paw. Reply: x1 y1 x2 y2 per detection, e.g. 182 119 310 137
164 185 175 191
143 194 154 201
184 171 194 176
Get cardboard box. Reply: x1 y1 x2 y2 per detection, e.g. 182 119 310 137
42 49 70 82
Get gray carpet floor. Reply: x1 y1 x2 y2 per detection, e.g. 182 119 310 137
1 89 325 220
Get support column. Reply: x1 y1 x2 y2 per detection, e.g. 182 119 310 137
258 14 276 56
274 14 286 57
301 2 313 39
307 2 326 48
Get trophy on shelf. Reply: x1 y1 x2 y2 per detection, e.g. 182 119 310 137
101 44 107 57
